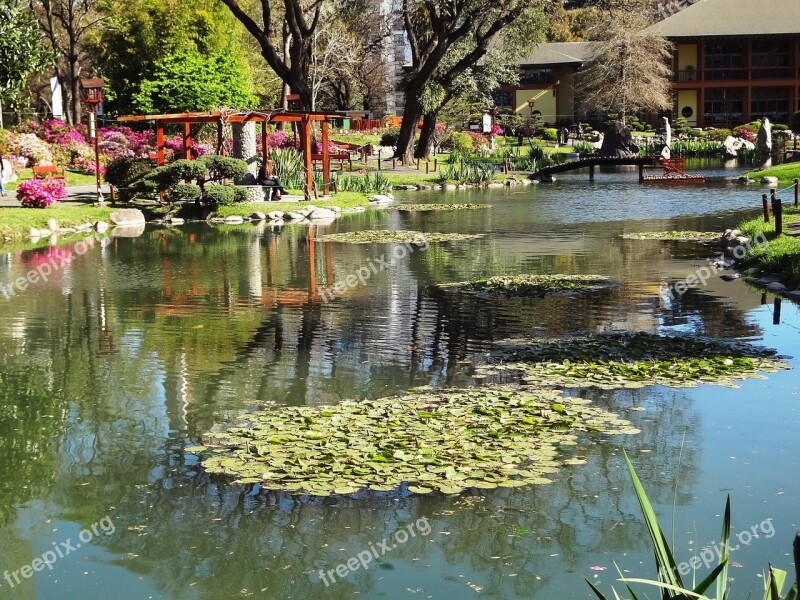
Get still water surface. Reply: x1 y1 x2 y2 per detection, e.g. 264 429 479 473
1 164 798 599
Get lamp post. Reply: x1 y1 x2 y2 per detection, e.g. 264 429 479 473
527 98 537 138
81 78 105 204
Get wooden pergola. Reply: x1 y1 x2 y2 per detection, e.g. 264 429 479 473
118 109 342 198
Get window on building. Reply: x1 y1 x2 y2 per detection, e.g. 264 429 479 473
492 91 514 111
752 40 792 79
704 88 743 124
704 43 745 80
751 88 790 124
519 67 553 85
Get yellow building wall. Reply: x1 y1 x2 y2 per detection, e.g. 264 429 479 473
515 89 557 125
677 90 698 126
677 44 698 70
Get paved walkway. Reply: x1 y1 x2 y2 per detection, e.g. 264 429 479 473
1 184 113 208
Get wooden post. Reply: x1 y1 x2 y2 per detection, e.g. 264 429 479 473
321 118 330 195
434 158 437 172
773 298 782 325
639 163 644 182
762 193 770 222
261 120 268 169
300 115 313 200
377 153 381 170
156 123 165 166
426 161 429 174
392 158 396 170
589 164 595 181
793 533 800 590
183 122 192 159
773 196 783 236
794 178 799 207
416 158 420 170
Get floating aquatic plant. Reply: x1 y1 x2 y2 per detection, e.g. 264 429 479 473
436 274 616 297
193 387 638 496
477 332 787 389
316 230 484 244
620 231 720 241
394 204 492 212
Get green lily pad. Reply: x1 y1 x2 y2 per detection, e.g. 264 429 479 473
436 274 616 297
317 230 484 244
197 387 638 497
394 204 492 212
620 231 720 242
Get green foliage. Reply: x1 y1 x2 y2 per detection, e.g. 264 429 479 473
0 0 53 107
734 120 762 136
541 128 558 141
144 159 207 191
705 128 733 142
198 155 248 183
204 184 237 205
132 49 257 114
441 131 475 154
167 183 201 203
438 161 496 185
233 186 249 204
267 148 305 190
103 157 155 189
379 129 400 147
574 141 595 154
336 172 391 195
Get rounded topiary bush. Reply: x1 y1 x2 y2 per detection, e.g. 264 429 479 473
541 128 558 141
199 155 249 183
379 129 400 147
167 184 201 204
705 128 733 142
104 157 155 189
205 184 237 205
441 131 475 154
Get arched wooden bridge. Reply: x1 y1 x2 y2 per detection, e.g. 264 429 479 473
531 156 658 182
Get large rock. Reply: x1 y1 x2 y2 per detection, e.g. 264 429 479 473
598 121 640 158
224 216 245 224
112 224 146 238
284 212 307 221
756 117 772 155
760 176 779 185
308 207 337 220
109 209 146 226
250 212 267 221
267 211 285 221
368 194 394 203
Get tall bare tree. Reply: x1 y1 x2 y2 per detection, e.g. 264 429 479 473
219 0 323 111
575 0 672 118
29 0 105 124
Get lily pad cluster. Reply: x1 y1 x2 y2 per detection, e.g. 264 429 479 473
316 230 484 244
436 274 616 297
394 204 492 212
477 332 787 389
620 231 720 242
193 387 638 496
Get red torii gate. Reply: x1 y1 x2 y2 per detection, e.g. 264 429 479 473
118 109 341 199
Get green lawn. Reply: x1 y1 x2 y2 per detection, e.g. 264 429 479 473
3 168 99 191
214 191 372 217
748 162 800 182
737 205 800 285
0 205 114 242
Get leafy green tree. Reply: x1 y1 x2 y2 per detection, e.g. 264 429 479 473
131 49 257 114
0 0 52 110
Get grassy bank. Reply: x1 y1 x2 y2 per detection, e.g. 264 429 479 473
214 191 372 217
0 205 114 242
3 168 99 191
737 205 800 284
748 162 800 182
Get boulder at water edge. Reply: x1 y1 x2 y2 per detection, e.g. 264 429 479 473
110 209 146 226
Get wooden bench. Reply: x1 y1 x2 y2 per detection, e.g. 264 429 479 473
312 152 353 171
33 165 66 180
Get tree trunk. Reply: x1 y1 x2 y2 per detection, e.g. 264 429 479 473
416 113 438 159
395 88 424 163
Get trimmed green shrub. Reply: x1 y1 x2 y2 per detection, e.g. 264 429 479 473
199 155 249 183
705 128 733 141
734 120 761 136
167 184 201 203
104 157 155 189
233 186 249 203
541 128 558 141
143 159 207 191
205 184 237 205
379 129 400 147
441 131 475 154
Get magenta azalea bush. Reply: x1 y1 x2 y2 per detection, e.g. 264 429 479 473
16 178 67 208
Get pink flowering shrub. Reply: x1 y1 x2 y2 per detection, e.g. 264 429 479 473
40 119 86 145
8 132 54 165
465 131 490 149
163 135 207 161
16 178 67 208
491 124 503 136
98 126 155 158
739 128 756 143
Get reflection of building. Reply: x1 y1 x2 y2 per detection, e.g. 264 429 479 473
495 0 800 127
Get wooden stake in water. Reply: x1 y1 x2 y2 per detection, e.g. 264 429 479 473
794 178 799 207
762 193 770 222
772 195 782 236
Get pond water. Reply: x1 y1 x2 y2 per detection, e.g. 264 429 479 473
1 161 798 599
